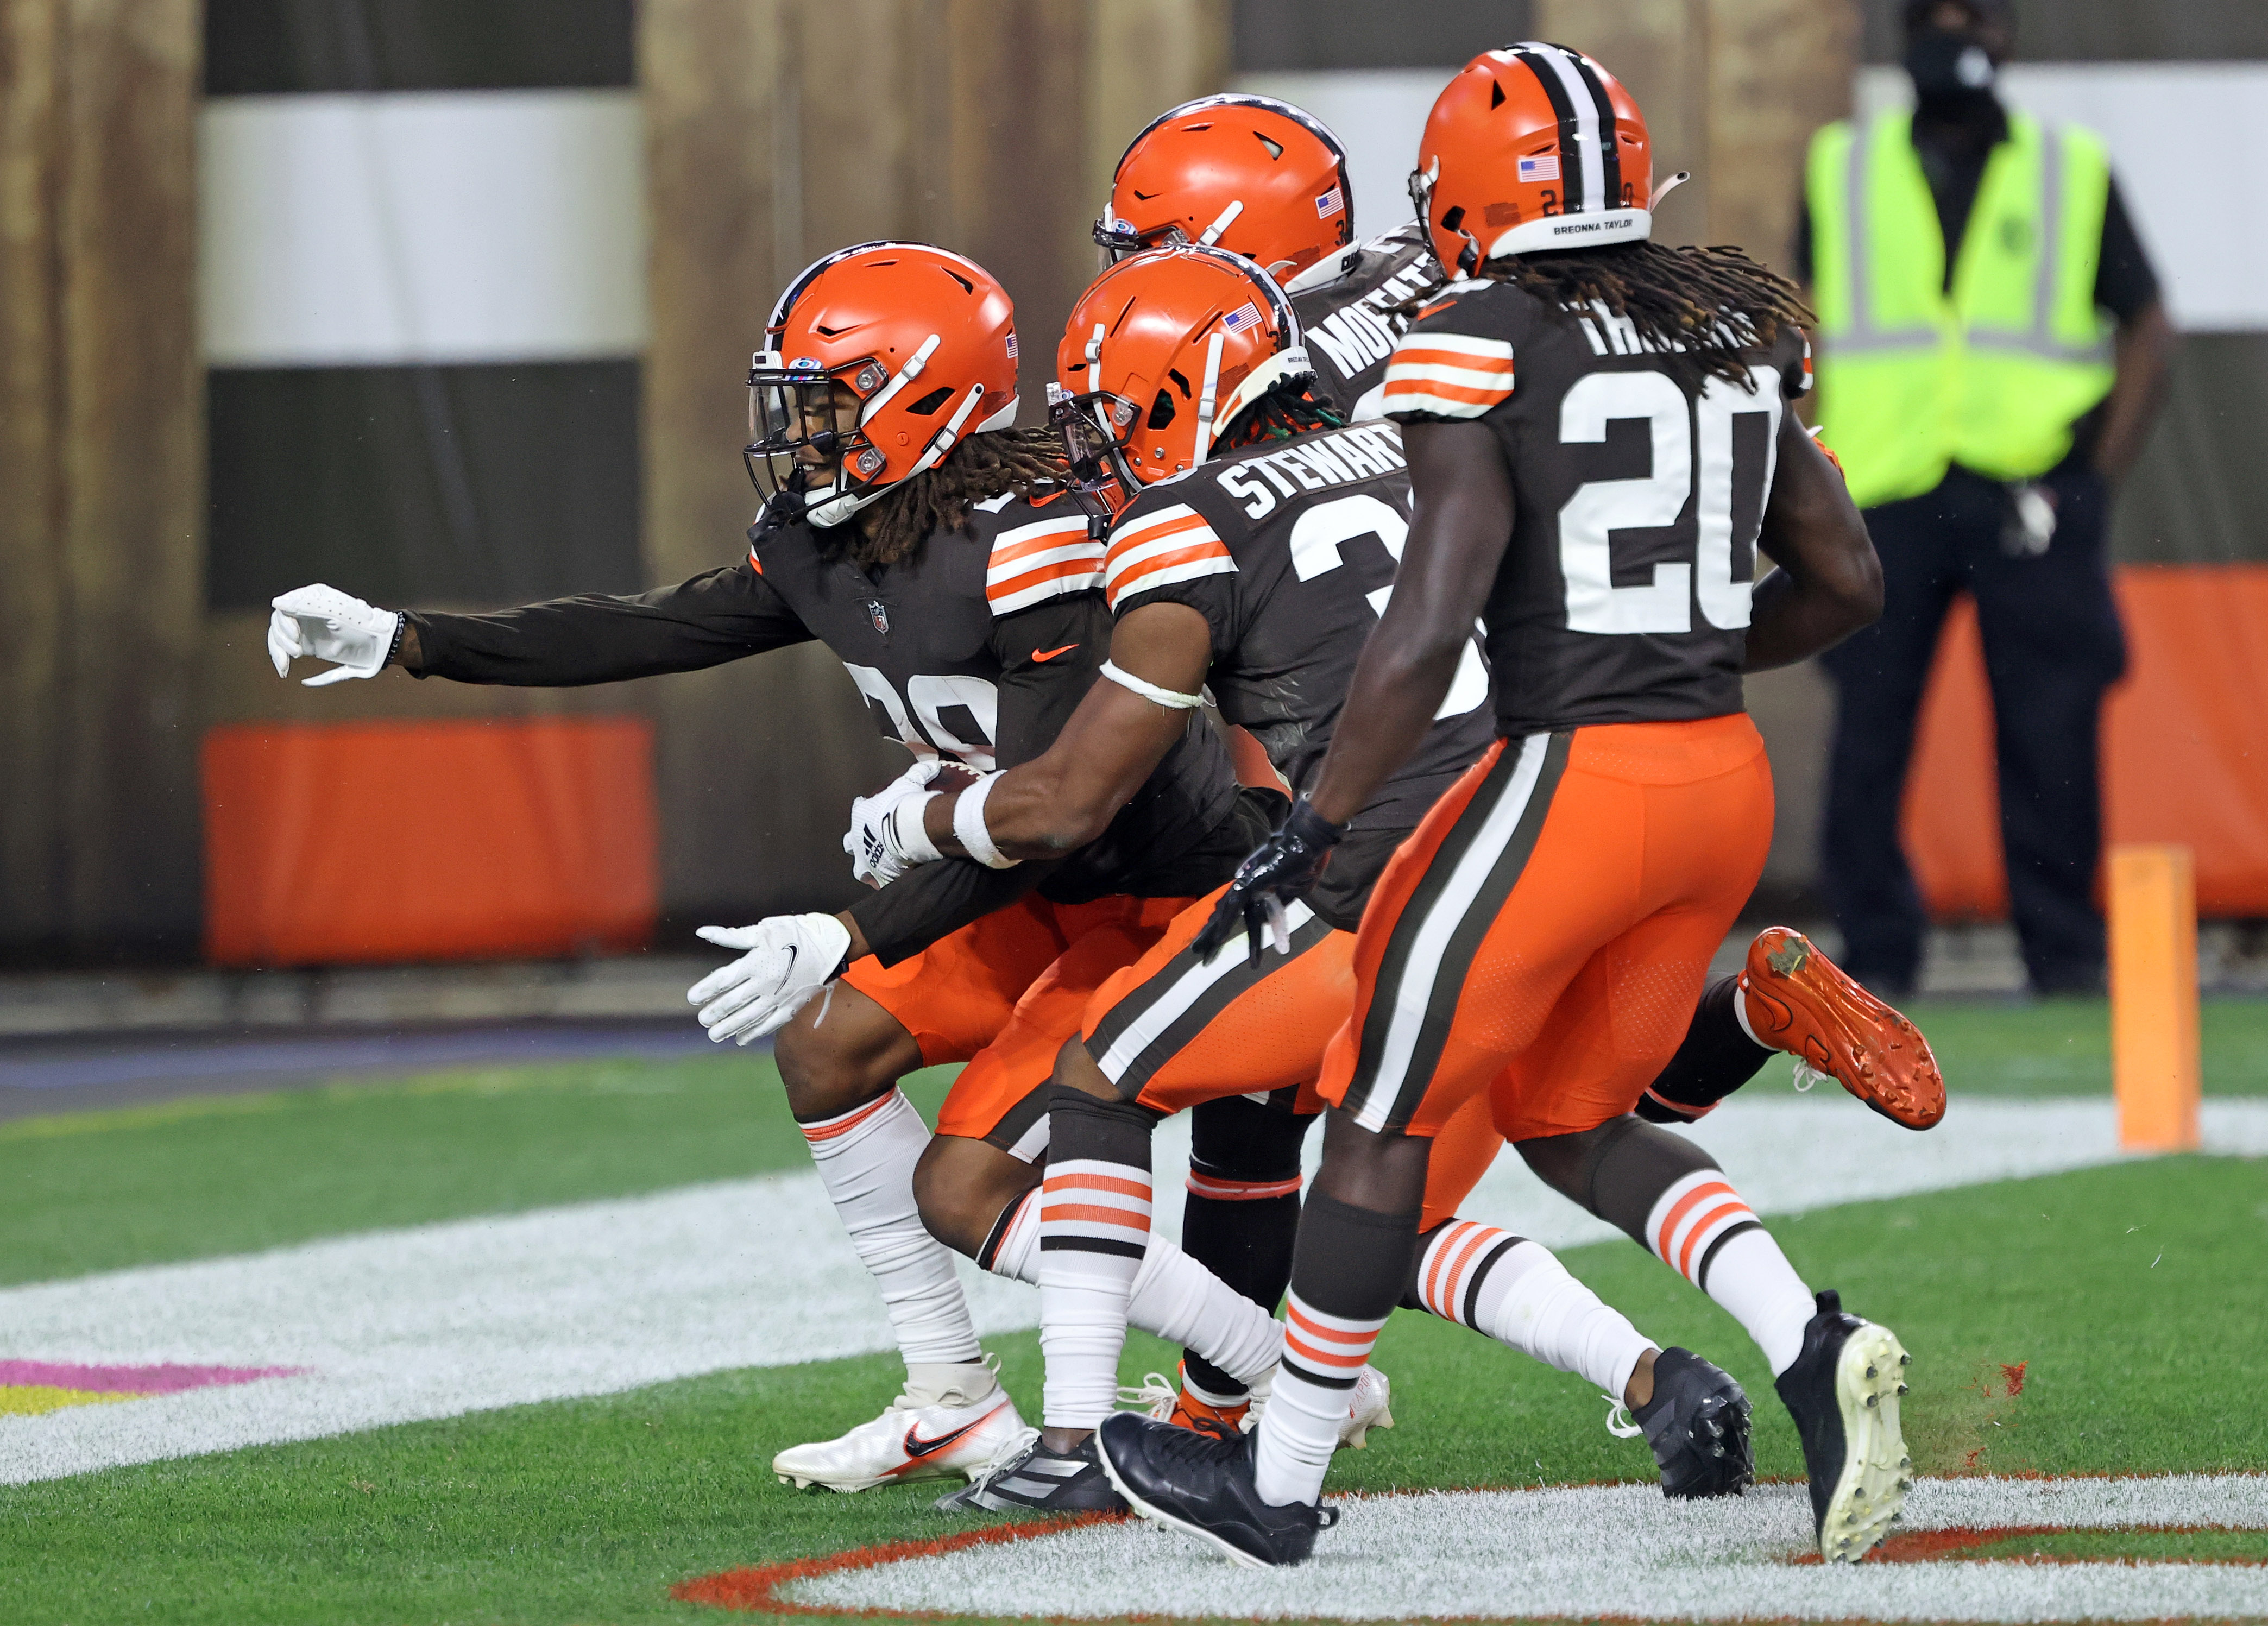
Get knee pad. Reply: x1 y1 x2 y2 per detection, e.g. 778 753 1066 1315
1189 1094 1312 1187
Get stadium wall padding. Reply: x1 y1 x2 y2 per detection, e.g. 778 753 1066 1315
1902 565 2268 921
202 718 657 967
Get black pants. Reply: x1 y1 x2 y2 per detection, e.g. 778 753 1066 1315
1819 460 2126 994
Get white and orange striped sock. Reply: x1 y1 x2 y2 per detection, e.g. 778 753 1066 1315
1251 1190 1412 1508
980 1183 1284 1393
1646 1170 1814 1375
1037 1088 1156 1429
1412 1220 1652 1400
799 1089 981 1370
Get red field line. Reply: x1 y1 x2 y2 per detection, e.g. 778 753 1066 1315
670 1512 1120 1616
1790 1523 2265 1566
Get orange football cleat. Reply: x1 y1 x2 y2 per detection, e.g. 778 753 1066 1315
1738 928 1945 1130
1124 1367 1249 1440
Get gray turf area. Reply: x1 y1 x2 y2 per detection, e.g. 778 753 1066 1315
0 1020 716 1121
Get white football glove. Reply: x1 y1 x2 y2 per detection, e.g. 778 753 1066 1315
268 584 402 686
688 913 853 1045
843 758 947 888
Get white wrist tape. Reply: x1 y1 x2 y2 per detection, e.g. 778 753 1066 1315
888 792 943 865
954 772 1020 869
1100 660 1206 710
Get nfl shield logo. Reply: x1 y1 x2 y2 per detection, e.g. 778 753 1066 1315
867 598 890 635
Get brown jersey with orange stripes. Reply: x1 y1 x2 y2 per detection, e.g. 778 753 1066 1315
406 485 1246 960
1100 421 1496 929
1382 276 1813 737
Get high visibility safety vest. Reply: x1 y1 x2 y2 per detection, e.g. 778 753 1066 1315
1806 110 2116 509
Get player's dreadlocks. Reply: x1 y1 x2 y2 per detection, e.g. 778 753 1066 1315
1480 241 1813 393
844 427 1069 568
1221 382 1346 450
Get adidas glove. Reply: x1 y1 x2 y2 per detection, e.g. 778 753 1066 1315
843 758 947 888
688 913 854 1045
268 584 402 686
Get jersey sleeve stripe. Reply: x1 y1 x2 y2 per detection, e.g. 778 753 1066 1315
1104 528 1232 589
1106 551 1238 611
990 515 1094 568
1103 504 1212 564
986 515 1104 615
1382 327 1515 419
990 559 1105 615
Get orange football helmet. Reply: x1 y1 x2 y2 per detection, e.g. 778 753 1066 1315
1410 42 1661 275
1095 94 1355 288
746 241 1020 526
1052 244 1312 491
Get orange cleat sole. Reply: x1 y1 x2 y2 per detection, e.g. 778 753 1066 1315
1739 928 1946 1130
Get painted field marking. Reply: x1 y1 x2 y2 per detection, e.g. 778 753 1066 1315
2 1097 2261 1486
755 1475 2268 1622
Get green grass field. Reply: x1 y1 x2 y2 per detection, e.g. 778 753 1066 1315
1 995 2263 1625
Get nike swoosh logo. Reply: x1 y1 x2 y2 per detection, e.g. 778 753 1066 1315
897 1400 1009 1466
1030 644 1080 663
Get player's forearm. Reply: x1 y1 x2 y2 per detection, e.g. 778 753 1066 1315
1746 417 1883 671
925 685 1191 860
927 757 1117 860
405 570 802 687
2093 300 2172 487
1744 564 1879 671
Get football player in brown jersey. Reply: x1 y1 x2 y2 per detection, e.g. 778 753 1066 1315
1094 93 1440 419
1095 46 1918 1567
266 242 1313 1504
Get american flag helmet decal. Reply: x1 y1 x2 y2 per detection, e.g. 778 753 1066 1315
1314 185 1344 217
1221 301 1263 334
1517 153 1560 182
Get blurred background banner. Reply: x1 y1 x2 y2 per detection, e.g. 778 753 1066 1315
1 0 2262 970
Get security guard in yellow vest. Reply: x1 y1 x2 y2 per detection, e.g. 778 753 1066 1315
1797 0 2170 996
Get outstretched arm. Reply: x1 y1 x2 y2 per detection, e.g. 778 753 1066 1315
1744 414 1883 672
1306 418 1511 825
401 564 812 686
924 602 1213 860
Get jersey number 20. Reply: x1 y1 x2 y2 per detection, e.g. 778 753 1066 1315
1558 365 1783 635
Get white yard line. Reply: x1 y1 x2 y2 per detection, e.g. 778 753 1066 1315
788 1476 2268 1622
2 1097 2261 1485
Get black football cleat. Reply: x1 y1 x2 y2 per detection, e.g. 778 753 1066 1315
932 1433 1127 1514
1632 1347 1754 1499
1095 1411 1338 1568
1774 1289 1913 1562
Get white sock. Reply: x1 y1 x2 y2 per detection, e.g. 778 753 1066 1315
1037 1156 1151 1429
1733 979 1766 1046
1415 1222 1651 1401
1252 1293 1384 1507
800 1089 981 1370
985 1190 1283 1390
1646 1170 1813 1375
1126 1233 1283 1388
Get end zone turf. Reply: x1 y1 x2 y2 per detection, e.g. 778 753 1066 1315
681 1475 2268 1621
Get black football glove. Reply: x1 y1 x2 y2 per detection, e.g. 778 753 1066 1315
1190 797 1345 962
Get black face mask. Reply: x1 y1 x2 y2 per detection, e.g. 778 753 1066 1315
1905 26 1998 111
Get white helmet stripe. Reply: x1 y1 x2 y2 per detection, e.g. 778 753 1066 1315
1519 42 1608 215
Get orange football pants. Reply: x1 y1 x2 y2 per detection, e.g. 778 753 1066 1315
845 891 1192 1156
1319 715 1774 1210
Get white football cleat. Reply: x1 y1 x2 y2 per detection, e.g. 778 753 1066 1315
773 1383 1029 1493
1245 1362 1394 1449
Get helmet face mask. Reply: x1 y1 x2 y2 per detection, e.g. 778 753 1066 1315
744 363 887 518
